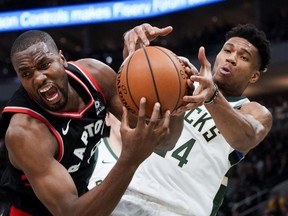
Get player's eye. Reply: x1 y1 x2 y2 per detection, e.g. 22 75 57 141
38 62 50 70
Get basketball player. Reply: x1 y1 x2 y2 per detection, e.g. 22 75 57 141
106 23 272 215
0 24 199 216
88 113 121 190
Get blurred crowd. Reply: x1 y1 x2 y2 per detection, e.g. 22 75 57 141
174 5 288 59
1 3 288 79
218 94 288 216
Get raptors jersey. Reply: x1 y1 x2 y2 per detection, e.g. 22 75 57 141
87 137 119 190
0 62 109 215
113 96 249 216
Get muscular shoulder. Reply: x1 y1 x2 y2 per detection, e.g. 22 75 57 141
241 101 271 117
241 101 273 131
5 113 58 170
76 58 117 98
75 58 123 118
75 58 116 78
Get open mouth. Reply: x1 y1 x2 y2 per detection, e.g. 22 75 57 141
39 84 59 103
220 66 231 75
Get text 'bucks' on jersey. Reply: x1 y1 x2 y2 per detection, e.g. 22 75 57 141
112 96 248 216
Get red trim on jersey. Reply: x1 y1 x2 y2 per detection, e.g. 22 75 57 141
20 175 30 186
69 61 106 104
2 107 64 161
10 205 32 216
41 69 95 118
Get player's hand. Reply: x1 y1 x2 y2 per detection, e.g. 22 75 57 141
171 56 198 115
187 47 216 104
178 56 198 95
123 23 173 58
119 97 171 165
173 47 216 114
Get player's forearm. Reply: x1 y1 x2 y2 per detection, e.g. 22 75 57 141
69 159 137 216
205 93 265 153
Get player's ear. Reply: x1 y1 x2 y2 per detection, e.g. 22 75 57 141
249 71 260 84
59 50 68 67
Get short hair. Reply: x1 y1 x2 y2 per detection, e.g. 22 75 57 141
225 24 271 72
10 30 59 59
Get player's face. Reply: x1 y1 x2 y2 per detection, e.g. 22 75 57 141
212 37 261 96
12 42 69 111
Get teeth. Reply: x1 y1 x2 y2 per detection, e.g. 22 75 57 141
39 84 52 93
46 93 58 102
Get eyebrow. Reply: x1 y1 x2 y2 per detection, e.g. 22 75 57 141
225 42 252 57
18 65 35 75
17 56 48 73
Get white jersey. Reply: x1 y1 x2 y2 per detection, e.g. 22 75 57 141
88 138 118 190
112 96 249 216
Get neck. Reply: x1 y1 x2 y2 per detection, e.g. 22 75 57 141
66 85 85 112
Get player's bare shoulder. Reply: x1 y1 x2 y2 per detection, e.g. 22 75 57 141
241 101 272 130
75 58 118 107
5 113 58 170
76 58 115 76
241 101 271 115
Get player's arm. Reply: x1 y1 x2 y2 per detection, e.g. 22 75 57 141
5 113 84 215
122 23 173 59
184 47 272 154
6 98 171 216
207 97 272 154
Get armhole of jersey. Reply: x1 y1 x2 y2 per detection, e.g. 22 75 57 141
2 107 64 161
103 138 119 160
68 61 106 104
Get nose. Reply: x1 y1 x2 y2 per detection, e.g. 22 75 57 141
34 70 47 86
226 53 237 66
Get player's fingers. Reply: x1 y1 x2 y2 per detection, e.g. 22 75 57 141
141 23 156 36
161 110 171 129
137 97 147 128
190 75 211 87
147 102 161 131
154 112 171 147
141 23 173 36
154 26 173 36
198 47 212 76
134 25 150 46
126 39 137 56
124 27 148 55
186 78 195 96
183 94 206 105
179 56 199 78
120 106 129 131
189 63 199 76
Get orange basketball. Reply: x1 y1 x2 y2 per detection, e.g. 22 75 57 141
116 45 188 118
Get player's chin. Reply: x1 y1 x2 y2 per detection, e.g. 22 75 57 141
41 97 67 111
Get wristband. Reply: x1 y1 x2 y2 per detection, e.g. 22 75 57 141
205 83 219 104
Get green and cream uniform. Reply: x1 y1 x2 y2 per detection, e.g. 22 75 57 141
112 96 249 216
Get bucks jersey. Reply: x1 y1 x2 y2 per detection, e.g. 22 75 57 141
88 137 119 190
0 62 108 215
113 96 249 216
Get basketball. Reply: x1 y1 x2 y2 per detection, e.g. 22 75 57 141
116 45 188 118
